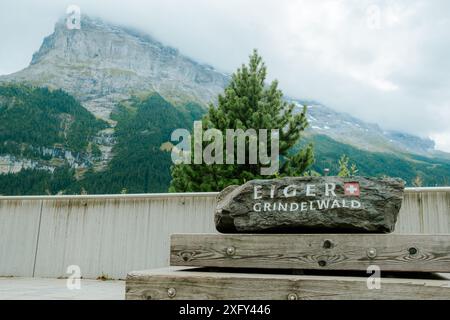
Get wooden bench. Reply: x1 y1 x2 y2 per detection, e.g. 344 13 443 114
125 234 450 300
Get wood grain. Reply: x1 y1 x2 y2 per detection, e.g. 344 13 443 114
170 234 450 272
125 267 450 300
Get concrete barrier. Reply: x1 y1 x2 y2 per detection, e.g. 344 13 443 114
0 188 449 279
0 199 42 277
395 188 450 234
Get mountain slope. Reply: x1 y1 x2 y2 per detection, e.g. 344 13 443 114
0 15 449 194
0 84 107 174
1 15 229 120
298 135 450 186
0 84 448 195
0 14 443 158
291 100 437 156
78 94 203 194
0 92 204 195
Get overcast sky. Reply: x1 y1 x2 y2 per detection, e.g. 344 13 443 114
1 0 450 151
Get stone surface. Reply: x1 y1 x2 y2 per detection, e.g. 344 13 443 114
215 176 405 234
0 277 125 300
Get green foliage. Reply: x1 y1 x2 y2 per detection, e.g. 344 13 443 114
0 89 204 195
337 154 358 177
1 82 449 195
170 50 314 192
78 94 202 194
0 84 109 195
0 84 107 155
350 164 359 176
0 167 76 196
303 169 322 177
338 155 350 177
298 134 450 186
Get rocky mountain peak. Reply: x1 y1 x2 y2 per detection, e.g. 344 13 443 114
31 15 167 66
0 15 446 160
3 15 229 120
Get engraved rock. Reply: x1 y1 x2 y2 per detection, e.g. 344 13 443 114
215 176 405 234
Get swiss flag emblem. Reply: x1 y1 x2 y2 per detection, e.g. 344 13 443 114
344 182 360 196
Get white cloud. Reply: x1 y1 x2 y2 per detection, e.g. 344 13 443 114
431 131 450 154
0 0 449 151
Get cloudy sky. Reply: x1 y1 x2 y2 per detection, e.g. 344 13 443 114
1 0 450 151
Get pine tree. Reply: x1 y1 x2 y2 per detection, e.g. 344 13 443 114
338 155 351 177
170 50 314 192
350 163 359 177
338 154 358 177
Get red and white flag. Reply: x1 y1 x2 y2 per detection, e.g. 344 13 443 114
344 182 360 196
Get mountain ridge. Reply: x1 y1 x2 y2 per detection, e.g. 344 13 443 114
0 14 449 193
292 100 437 156
0 14 443 158
1 15 229 120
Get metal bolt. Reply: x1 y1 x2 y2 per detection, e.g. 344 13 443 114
181 252 192 262
318 260 327 267
408 247 418 255
226 246 236 256
367 248 377 259
287 293 298 300
323 240 333 249
167 287 177 298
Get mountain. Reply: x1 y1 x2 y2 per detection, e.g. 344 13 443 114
296 135 450 187
291 100 436 156
0 15 449 194
0 84 107 175
78 93 203 194
0 87 203 195
1 16 228 120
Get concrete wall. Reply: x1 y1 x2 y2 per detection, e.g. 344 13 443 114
0 188 449 279
395 188 450 234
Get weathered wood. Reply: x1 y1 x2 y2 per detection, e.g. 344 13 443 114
171 234 450 272
125 267 450 300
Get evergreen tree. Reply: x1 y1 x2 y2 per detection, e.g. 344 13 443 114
350 163 359 177
338 154 358 177
338 155 351 177
170 50 314 192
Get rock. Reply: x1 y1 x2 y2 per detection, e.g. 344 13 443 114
215 176 405 234
217 185 239 202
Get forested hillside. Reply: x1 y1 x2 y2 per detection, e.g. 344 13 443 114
0 88 204 195
300 135 450 186
0 84 107 157
78 94 204 194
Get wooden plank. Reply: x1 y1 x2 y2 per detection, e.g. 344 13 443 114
125 267 450 300
170 234 450 272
